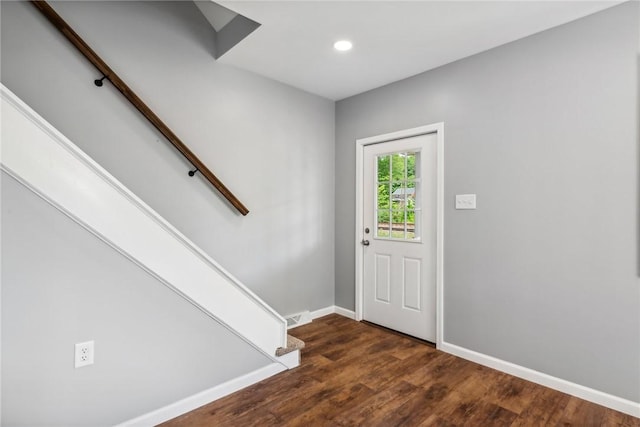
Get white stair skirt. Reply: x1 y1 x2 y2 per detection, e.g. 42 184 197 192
0 84 288 361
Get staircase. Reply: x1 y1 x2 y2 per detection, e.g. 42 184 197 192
0 84 303 367
276 335 306 357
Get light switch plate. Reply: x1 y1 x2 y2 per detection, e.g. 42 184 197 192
455 194 476 209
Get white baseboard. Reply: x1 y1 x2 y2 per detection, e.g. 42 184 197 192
285 310 312 329
277 349 301 369
310 305 356 320
309 306 335 319
115 363 286 427
334 306 356 319
440 341 640 418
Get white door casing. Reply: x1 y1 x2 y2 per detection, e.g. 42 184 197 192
355 124 444 346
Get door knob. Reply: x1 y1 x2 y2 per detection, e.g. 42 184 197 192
361 239 370 246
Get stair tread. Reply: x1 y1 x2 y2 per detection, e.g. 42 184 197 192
275 334 305 357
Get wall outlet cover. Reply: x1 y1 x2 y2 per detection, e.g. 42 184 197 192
75 340 94 368
456 194 477 209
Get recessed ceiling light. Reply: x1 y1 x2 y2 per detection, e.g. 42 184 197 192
334 40 353 52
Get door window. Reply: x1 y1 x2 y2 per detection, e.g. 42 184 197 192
375 151 421 241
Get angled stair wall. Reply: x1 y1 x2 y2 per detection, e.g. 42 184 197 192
0 84 288 360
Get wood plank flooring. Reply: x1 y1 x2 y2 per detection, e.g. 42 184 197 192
162 314 639 427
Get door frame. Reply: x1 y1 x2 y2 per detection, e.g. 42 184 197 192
355 123 444 348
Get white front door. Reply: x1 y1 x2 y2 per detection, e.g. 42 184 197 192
362 132 437 341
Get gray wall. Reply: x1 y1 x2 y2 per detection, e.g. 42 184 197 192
335 3 639 402
0 0 335 316
1 173 271 426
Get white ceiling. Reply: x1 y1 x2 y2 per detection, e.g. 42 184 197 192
215 1 623 100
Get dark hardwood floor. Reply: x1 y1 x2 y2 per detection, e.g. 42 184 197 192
162 314 639 426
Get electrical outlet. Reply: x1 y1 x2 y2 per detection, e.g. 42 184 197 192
75 341 94 368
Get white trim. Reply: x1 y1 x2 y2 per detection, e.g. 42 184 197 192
435 125 444 349
355 137 365 322
334 306 356 320
440 341 640 418
284 306 357 324
0 84 288 359
276 349 301 369
285 311 312 329
309 305 356 320
310 306 337 319
114 363 286 427
354 123 444 348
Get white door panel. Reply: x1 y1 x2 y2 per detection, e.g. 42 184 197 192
362 133 437 341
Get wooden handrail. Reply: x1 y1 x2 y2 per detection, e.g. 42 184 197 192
30 1 250 216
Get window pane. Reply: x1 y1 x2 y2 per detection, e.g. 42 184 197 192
406 210 416 240
377 155 390 183
407 151 422 181
377 183 390 209
376 210 390 238
407 152 417 180
391 182 404 210
406 181 416 210
391 153 406 182
391 210 405 239
409 210 420 240
391 196 405 211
